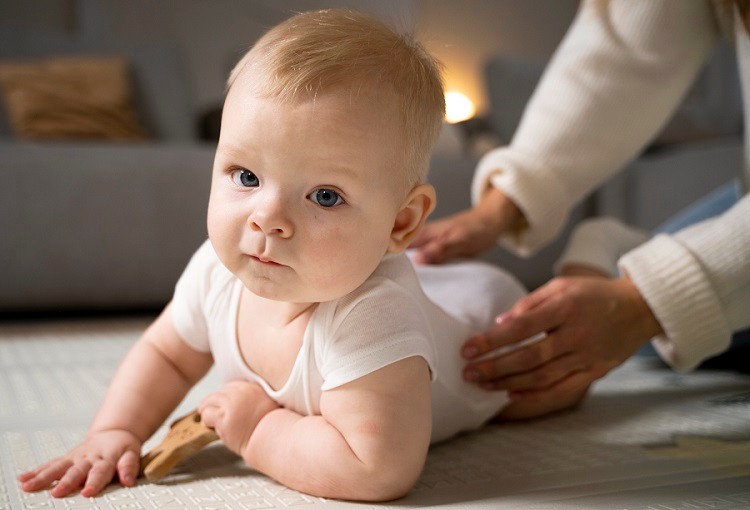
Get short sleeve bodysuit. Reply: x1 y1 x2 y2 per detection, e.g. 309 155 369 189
172 240 525 443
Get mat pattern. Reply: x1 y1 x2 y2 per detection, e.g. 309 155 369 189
2 318 750 509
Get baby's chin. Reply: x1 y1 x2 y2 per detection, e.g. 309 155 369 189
242 275 368 304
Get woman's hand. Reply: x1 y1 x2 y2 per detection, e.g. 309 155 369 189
461 276 664 399
199 381 280 456
17 429 141 498
410 187 523 264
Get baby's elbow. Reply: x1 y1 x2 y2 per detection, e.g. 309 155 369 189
353 428 430 501
352 457 424 502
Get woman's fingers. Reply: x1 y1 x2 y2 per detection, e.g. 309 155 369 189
413 208 503 264
413 227 455 264
409 220 440 250
511 279 562 314
474 352 583 391
509 369 595 403
463 295 567 360
410 221 449 263
464 331 568 383
463 276 655 399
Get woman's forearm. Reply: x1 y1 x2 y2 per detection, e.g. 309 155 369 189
472 0 718 255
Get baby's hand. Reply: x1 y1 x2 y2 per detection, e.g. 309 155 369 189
199 381 279 456
17 429 141 498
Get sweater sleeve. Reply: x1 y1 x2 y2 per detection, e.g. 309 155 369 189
618 194 750 372
553 217 649 277
472 0 719 255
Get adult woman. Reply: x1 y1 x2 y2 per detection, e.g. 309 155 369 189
412 0 750 407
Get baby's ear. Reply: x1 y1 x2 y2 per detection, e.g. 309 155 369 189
388 183 436 253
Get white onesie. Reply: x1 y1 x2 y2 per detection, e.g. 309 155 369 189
171 240 526 443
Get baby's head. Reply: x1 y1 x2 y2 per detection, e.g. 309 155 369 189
208 9 445 303
228 8 445 188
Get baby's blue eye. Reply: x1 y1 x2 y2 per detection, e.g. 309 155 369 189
231 169 259 187
309 188 343 208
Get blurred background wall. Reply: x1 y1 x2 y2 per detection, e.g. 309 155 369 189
0 0 578 116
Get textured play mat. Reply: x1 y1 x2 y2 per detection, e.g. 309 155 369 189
1 318 750 510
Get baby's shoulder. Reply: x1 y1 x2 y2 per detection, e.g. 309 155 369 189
313 273 429 352
174 239 238 321
182 240 235 289
331 273 421 320
312 270 438 391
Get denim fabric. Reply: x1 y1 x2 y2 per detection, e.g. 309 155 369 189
654 180 741 235
637 179 749 370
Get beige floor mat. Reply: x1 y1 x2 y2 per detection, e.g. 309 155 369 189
1 318 749 509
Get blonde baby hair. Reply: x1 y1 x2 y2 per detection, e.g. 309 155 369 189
227 9 445 188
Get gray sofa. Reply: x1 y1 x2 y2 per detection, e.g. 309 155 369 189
0 30 491 313
0 31 216 312
1 30 742 312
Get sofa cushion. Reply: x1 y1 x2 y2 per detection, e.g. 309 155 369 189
0 28 194 141
0 140 214 310
0 56 148 141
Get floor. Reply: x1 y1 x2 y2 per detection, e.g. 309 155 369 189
1 318 749 510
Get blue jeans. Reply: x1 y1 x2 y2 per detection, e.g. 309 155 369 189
654 180 741 234
641 180 749 371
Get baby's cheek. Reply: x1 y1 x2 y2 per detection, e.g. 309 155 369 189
302 223 387 296
305 263 358 302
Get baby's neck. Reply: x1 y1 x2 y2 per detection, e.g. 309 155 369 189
248 293 317 327
236 289 317 391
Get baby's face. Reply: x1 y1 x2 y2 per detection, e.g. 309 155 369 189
207 78 408 303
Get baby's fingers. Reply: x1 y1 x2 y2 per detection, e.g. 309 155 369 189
199 392 228 422
199 405 221 429
198 393 220 413
117 450 140 487
81 459 116 497
49 459 91 498
18 459 56 483
19 458 71 492
17 464 46 483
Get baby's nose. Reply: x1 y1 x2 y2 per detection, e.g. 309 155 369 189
247 206 293 238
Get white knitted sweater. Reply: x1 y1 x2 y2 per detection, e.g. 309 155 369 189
471 0 750 371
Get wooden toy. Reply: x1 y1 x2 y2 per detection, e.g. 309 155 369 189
139 410 219 482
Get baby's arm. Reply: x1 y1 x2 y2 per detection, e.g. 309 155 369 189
18 304 213 498
244 356 432 501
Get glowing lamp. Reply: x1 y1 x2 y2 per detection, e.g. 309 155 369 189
444 91 476 124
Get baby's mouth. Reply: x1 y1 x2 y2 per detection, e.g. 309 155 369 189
250 255 281 266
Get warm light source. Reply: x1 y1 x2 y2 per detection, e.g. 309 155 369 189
444 91 476 124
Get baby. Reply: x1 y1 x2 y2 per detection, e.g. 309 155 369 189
18 9 546 502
